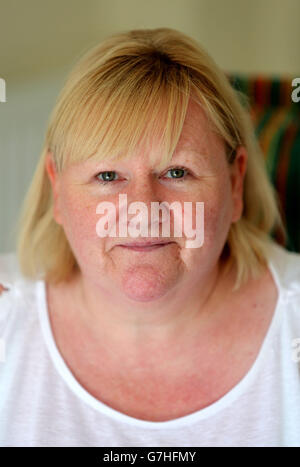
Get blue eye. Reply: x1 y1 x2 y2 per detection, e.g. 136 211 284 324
164 167 188 180
95 167 189 185
96 171 119 183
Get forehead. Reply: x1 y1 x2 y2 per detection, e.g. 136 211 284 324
65 96 226 172
176 98 221 149
149 98 225 166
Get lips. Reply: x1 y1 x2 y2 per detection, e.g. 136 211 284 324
117 240 174 251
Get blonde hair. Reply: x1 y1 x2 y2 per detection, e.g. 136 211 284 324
16 27 285 290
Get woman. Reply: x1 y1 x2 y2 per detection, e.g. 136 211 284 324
0 27 300 447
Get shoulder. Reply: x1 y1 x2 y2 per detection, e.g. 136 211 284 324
267 242 300 295
266 243 300 337
0 251 40 333
0 252 23 286
0 252 22 315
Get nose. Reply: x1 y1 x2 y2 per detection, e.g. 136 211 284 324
127 172 163 204
118 174 167 237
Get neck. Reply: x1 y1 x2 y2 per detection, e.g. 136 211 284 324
72 258 235 356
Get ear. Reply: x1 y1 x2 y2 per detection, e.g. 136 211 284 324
229 146 248 223
45 151 62 225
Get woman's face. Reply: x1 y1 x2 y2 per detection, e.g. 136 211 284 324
46 98 247 303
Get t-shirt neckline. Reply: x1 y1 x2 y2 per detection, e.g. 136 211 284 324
36 243 285 429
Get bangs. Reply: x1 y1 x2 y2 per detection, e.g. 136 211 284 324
48 54 191 172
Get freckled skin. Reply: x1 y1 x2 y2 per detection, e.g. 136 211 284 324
46 98 247 310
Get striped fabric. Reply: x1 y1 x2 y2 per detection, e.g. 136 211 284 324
228 74 300 253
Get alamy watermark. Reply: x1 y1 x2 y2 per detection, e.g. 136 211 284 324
0 78 6 103
95 194 204 248
292 338 300 363
291 78 300 103
0 338 5 362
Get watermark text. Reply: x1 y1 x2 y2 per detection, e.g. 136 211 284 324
291 338 300 363
0 338 5 362
95 194 204 248
292 78 300 103
0 78 6 103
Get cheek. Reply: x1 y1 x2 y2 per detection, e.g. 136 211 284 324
58 190 104 259
180 180 233 267
204 186 233 244
188 178 233 241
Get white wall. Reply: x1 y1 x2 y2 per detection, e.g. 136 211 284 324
1 0 300 253
1 0 300 81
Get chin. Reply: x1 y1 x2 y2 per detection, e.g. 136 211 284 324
120 264 176 303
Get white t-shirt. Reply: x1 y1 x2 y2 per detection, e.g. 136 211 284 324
0 242 300 447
